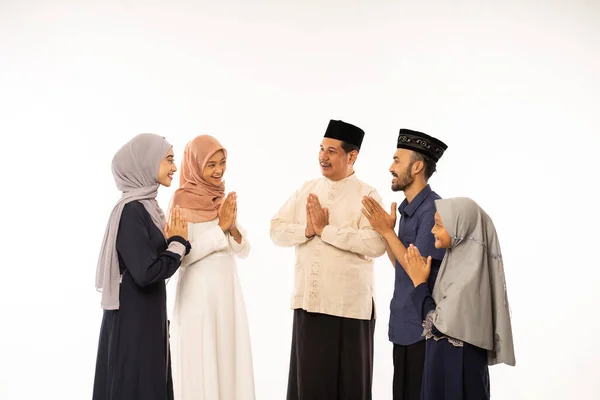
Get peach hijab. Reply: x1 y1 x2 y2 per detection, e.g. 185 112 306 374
170 135 226 223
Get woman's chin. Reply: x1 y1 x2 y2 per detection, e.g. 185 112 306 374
159 177 173 187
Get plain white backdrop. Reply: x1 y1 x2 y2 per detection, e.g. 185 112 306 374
1 0 598 399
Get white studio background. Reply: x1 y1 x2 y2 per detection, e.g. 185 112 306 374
1 0 598 399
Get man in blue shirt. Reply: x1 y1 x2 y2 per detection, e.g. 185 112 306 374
361 129 448 400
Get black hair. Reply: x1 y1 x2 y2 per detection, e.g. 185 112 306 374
340 141 359 154
410 151 437 180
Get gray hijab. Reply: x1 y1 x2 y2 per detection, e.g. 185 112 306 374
432 197 516 366
95 133 172 310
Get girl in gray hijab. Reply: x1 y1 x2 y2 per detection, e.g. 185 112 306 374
92 133 191 400
403 197 515 400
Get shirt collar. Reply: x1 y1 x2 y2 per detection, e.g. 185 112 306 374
325 172 357 188
399 184 433 217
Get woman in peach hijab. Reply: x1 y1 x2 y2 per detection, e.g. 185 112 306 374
169 135 255 400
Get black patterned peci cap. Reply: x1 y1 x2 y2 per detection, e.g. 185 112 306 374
397 129 447 162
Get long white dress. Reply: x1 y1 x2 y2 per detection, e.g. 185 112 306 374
171 218 255 400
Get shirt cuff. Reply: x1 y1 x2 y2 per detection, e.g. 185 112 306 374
167 235 191 254
166 241 186 258
294 224 312 244
320 225 337 244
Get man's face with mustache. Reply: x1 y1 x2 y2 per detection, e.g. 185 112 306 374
319 138 355 181
389 149 416 192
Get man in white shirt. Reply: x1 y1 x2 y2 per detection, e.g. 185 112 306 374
270 120 386 400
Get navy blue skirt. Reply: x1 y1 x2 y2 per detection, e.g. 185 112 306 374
421 338 490 400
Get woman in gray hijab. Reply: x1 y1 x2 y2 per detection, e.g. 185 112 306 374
403 197 515 400
92 133 191 400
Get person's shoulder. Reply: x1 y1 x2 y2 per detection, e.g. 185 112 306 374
417 194 439 220
428 187 443 201
355 178 381 197
424 187 444 206
122 201 149 221
354 176 375 190
123 200 145 212
117 202 152 239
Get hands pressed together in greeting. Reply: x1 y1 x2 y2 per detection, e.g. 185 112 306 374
218 192 242 242
361 196 431 282
305 194 329 238
164 205 189 240
360 196 397 236
404 244 431 287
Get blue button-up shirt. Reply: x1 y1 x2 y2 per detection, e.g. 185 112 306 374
388 185 446 346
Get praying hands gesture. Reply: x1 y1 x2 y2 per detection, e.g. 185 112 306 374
229 194 243 243
361 196 397 235
305 194 329 237
218 192 237 233
404 244 431 287
164 205 188 240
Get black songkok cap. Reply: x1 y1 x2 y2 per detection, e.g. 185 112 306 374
324 120 365 150
397 129 447 162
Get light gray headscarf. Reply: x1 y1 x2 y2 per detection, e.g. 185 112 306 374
432 197 516 366
95 133 172 310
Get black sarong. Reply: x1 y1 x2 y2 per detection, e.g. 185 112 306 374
286 306 375 400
